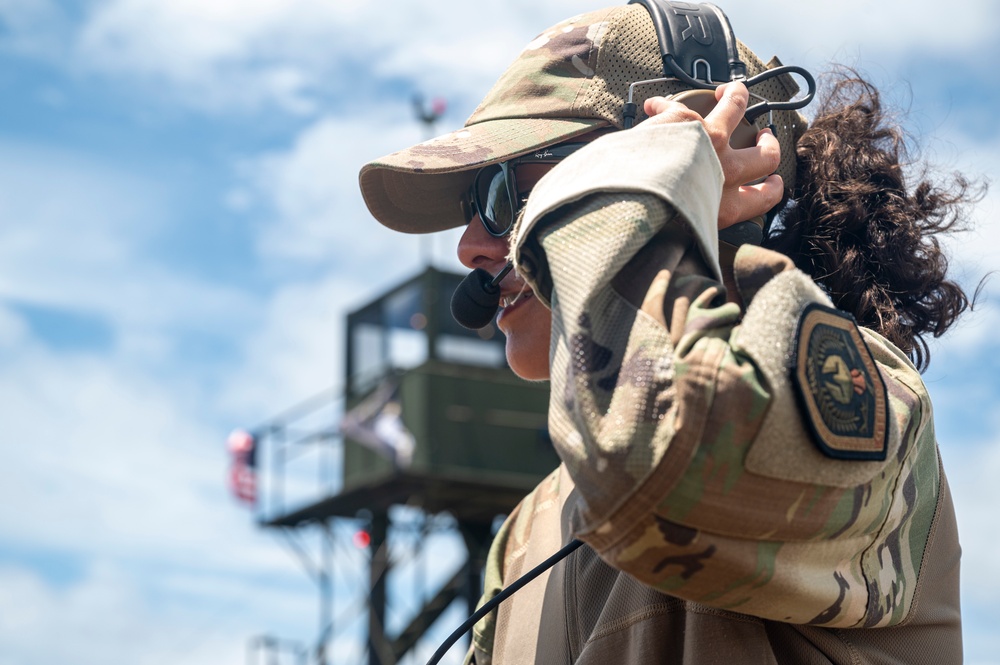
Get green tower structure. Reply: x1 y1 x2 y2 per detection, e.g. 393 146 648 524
255 267 558 664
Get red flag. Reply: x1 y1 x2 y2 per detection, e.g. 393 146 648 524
227 429 257 505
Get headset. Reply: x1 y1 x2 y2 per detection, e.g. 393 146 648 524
624 0 816 249
435 3 816 662
625 0 816 127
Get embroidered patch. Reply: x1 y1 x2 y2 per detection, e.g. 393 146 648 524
792 304 888 461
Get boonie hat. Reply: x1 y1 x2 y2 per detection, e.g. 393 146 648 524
359 3 807 234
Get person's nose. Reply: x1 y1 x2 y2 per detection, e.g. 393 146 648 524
457 218 509 272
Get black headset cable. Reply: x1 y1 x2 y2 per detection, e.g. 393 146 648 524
425 538 586 665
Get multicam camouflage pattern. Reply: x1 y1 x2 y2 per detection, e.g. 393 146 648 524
359 4 807 234
563 241 942 627
463 125 959 663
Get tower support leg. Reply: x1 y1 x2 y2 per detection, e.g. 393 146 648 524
368 512 393 665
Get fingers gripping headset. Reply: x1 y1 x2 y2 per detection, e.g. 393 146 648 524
624 0 816 248
451 0 817 333
435 3 816 662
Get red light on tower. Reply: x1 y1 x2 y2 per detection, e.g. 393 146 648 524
353 529 371 549
413 93 446 129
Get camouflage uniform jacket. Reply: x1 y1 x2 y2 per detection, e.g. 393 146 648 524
466 123 962 664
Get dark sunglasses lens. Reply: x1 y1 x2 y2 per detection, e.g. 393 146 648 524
474 166 514 236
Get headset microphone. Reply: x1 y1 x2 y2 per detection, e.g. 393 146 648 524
451 261 513 329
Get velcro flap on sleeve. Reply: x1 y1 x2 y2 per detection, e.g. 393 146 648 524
732 258 896 488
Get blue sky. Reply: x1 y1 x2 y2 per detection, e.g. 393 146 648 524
1 1 998 663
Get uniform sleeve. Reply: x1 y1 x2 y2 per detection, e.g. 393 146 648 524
510 123 945 629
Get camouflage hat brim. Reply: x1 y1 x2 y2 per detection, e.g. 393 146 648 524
359 116 609 234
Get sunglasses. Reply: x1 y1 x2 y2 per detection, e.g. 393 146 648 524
468 142 588 237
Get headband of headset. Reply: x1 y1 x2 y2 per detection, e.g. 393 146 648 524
625 0 816 127
631 0 745 85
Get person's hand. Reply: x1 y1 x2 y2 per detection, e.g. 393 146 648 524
642 82 782 230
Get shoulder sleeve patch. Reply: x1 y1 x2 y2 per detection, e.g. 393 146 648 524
792 304 888 461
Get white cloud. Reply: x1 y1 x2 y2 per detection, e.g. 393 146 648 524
0 302 29 347
220 103 474 421
0 140 260 363
0 322 320 663
0 343 249 565
922 130 1000 361
0 114 326 665
68 0 612 114
0 559 318 665
0 140 153 261
218 272 355 418
939 435 1000 665
66 0 1000 116
726 0 999 66
3 0 997 117
941 135 1000 268
75 0 326 113
943 436 1000 604
241 113 421 264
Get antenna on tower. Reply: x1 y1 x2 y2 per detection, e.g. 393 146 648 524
412 93 447 139
412 93 448 266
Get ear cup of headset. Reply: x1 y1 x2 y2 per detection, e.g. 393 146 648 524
666 88 757 149
666 88 766 247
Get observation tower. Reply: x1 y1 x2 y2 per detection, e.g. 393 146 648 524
247 267 558 664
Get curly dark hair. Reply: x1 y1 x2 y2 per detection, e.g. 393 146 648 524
765 71 983 371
